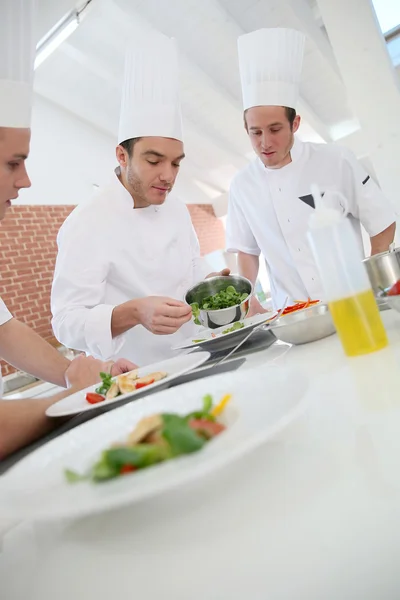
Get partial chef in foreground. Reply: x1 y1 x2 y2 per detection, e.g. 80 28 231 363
0 0 136 459
226 28 396 314
51 33 228 366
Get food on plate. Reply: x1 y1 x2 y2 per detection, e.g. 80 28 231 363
191 285 249 313
281 299 319 316
222 321 244 334
387 281 400 296
191 303 201 325
65 393 232 483
192 338 207 343
85 370 168 404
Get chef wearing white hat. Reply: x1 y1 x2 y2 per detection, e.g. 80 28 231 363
0 0 137 458
51 33 226 365
227 28 396 312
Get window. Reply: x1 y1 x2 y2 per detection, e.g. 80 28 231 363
372 0 400 34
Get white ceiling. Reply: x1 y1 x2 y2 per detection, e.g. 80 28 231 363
33 0 398 205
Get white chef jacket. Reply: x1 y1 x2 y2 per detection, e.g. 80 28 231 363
0 298 13 397
226 138 396 308
51 169 210 366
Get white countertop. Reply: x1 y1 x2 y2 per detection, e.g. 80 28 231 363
2 310 400 600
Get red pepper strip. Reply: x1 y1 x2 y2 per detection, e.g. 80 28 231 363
120 464 137 475
388 281 400 296
135 378 155 390
86 392 105 404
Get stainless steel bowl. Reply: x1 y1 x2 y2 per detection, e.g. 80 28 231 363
363 248 400 295
185 275 253 329
269 303 336 345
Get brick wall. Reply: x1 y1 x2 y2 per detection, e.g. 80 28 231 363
187 204 225 255
0 203 225 377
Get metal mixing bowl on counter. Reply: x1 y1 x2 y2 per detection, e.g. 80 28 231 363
269 303 336 345
185 275 253 329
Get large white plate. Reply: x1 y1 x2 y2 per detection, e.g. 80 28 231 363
172 312 277 352
46 352 210 418
0 366 309 521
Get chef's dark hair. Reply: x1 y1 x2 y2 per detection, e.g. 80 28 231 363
119 137 142 157
244 107 297 129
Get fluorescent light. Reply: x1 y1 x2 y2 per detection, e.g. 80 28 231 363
34 11 80 70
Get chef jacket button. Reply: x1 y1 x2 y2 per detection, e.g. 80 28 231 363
287 218 290 223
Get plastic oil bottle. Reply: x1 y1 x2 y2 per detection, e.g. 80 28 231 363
308 185 388 357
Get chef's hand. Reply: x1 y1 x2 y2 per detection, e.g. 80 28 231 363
135 296 192 335
247 296 268 318
65 355 116 389
206 268 231 278
110 358 138 375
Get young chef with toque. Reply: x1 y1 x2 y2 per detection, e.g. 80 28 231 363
51 33 228 365
226 28 396 314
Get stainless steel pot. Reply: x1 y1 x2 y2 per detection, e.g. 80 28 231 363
363 248 400 294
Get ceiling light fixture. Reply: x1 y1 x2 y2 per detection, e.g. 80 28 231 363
34 0 93 70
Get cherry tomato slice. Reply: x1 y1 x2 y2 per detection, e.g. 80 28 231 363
120 464 137 475
135 378 155 390
189 419 226 439
86 392 105 404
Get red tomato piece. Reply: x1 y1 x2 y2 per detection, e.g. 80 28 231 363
135 378 155 390
86 392 105 404
120 464 137 475
189 419 226 439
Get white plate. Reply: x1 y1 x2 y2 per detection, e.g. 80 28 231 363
172 312 277 351
46 352 210 418
0 366 309 521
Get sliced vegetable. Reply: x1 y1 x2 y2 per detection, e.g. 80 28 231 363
185 394 216 422
135 378 155 390
189 419 226 439
190 302 201 325
162 413 206 456
86 392 105 404
120 464 137 475
64 468 88 483
211 393 232 417
281 299 319 316
222 321 244 334
192 339 206 343
104 445 169 469
95 372 113 396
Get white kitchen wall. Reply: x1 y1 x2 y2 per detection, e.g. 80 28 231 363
16 95 117 206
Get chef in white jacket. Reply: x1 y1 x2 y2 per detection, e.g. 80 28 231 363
51 34 225 365
226 28 396 313
0 0 136 459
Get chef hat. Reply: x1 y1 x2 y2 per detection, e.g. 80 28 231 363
238 28 305 111
118 33 183 144
0 0 36 128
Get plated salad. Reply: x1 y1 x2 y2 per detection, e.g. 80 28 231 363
86 370 168 405
65 393 232 483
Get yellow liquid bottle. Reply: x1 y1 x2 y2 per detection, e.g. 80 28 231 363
328 289 388 357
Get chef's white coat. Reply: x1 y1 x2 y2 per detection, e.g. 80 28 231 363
226 138 396 308
51 169 210 366
0 298 13 397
